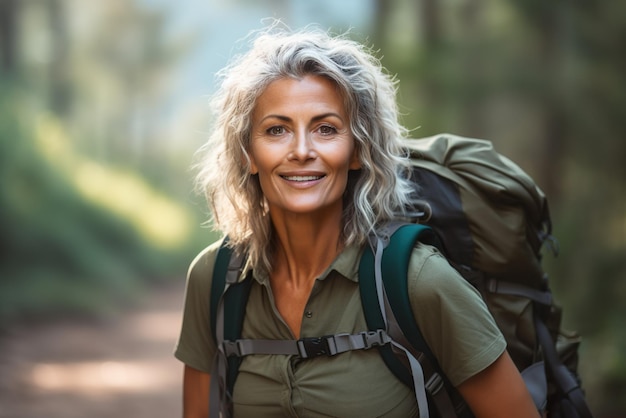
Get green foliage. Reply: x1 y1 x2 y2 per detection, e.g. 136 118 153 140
0 82 205 325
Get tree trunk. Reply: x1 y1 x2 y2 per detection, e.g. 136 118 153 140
421 0 441 46
459 0 485 137
46 0 72 116
0 0 19 75
536 6 566 201
372 0 393 51
512 3 568 200
419 0 443 133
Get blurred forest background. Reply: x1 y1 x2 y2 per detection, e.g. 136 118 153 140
0 0 624 415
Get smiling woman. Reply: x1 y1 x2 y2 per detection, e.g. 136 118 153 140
249 75 360 223
247 74 362 338
174 24 540 418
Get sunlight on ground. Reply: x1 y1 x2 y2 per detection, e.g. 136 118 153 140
30 359 178 395
25 305 183 397
130 310 182 341
1 285 185 416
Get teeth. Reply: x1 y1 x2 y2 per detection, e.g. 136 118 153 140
283 175 322 182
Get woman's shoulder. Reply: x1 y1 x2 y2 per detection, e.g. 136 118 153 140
186 237 226 286
407 242 455 279
407 242 478 298
407 242 506 387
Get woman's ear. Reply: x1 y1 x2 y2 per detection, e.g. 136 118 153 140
248 153 259 175
349 148 361 170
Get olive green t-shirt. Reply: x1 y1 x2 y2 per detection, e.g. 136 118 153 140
174 239 506 417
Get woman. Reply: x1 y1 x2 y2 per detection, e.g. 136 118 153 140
175 26 539 418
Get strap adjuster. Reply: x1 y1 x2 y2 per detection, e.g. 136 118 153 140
425 372 444 395
222 340 242 357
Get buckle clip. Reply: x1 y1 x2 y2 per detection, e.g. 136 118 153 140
297 336 330 358
361 330 388 348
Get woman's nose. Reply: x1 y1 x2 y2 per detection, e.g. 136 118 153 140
289 129 316 161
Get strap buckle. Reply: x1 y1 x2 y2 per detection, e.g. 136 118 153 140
361 330 389 349
297 336 332 358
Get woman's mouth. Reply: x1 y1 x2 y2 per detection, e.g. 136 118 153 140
281 175 325 182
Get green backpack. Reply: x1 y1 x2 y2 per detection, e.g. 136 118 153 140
208 134 592 418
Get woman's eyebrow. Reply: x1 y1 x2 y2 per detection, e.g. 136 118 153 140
258 112 344 124
258 114 291 124
311 112 344 122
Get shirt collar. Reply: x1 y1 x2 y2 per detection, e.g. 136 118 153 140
324 243 363 283
240 243 364 285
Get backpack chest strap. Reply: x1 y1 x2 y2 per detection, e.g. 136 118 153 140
222 330 391 359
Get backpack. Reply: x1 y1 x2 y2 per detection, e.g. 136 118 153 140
208 133 592 418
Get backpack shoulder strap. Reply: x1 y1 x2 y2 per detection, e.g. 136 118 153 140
359 223 472 418
210 238 233 339
359 224 439 384
210 238 253 344
209 239 253 417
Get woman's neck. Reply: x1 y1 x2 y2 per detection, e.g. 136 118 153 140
267 208 344 338
269 208 344 287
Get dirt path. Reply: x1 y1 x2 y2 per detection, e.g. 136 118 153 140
0 283 186 418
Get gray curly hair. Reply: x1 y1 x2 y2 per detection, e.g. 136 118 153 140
195 25 415 273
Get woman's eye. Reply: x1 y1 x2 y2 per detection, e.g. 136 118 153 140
319 125 337 135
267 126 285 135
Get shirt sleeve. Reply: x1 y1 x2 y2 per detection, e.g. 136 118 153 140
173 239 223 373
407 243 506 387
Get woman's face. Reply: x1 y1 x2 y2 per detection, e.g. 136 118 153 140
249 75 360 218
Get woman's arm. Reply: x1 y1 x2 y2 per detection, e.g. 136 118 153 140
183 365 210 418
457 351 540 418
